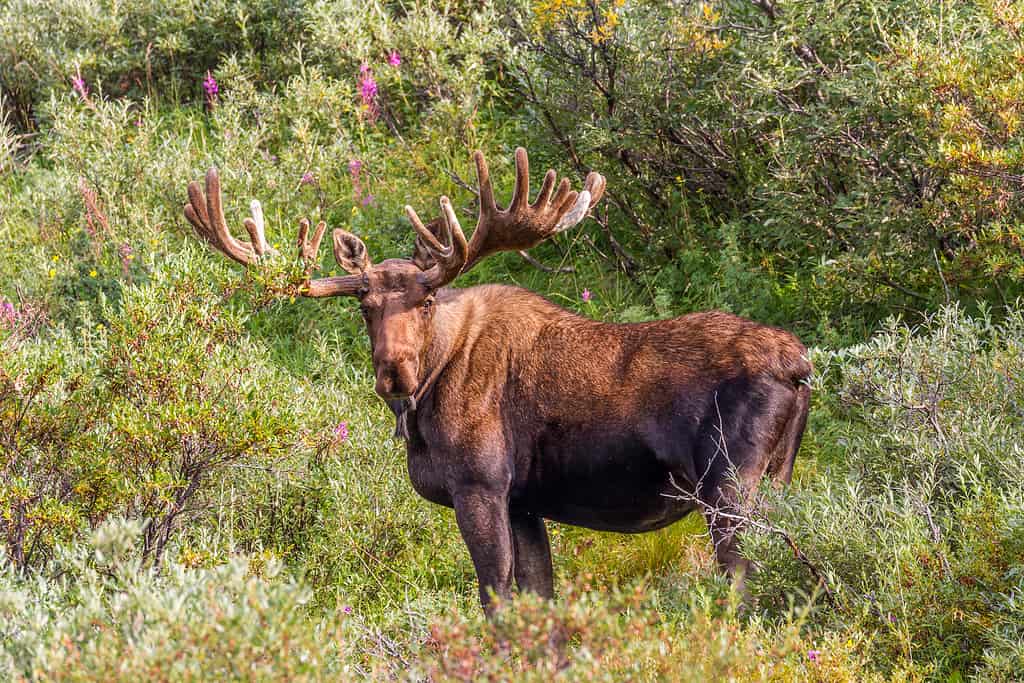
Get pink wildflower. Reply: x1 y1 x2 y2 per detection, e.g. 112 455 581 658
387 50 402 67
334 422 349 443
361 193 375 207
71 68 88 99
581 288 592 302
342 605 353 614
807 650 821 663
301 171 316 185
358 65 379 121
0 300 16 327
360 74 378 102
203 71 219 97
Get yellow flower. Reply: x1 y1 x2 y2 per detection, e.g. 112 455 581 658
48 268 56 279
89 269 97 277
351 206 359 216
51 254 60 262
701 2 721 22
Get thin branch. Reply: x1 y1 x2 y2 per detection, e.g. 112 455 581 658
518 250 575 274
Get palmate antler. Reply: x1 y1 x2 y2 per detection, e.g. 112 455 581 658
183 169 367 297
405 148 606 287
185 150 605 295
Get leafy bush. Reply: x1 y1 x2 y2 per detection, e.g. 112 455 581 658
745 305 1024 679
0 519 347 680
0 0 304 130
513 0 1024 339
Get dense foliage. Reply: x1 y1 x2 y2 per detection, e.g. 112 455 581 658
1 0 1022 679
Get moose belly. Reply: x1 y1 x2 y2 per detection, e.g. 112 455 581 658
515 434 697 533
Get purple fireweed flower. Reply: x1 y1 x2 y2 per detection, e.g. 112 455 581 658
361 193 375 206
359 74 378 102
342 605 353 614
581 288 592 302
301 171 316 185
71 68 88 99
334 422 349 443
358 65 379 121
807 650 821 663
203 71 219 97
388 50 402 67
0 300 16 326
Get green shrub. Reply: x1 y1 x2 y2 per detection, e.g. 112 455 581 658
512 0 1024 339
745 305 1024 679
0 519 347 681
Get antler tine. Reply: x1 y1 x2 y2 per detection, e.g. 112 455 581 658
203 169 260 263
509 147 531 213
473 150 498 218
296 218 328 273
406 198 468 288
243 200 270 256
406 204 450 256
183 168 275 265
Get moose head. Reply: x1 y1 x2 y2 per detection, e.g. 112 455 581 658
184 149 606 404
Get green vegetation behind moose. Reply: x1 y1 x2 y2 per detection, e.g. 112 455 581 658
2 0 1023 679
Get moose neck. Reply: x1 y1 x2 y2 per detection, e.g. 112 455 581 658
388 286 477 438
417 286 476 396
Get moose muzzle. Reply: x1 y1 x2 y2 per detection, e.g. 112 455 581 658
373 353 419 400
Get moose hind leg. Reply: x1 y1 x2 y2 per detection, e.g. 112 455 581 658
767 383 811 487
696 378 795 587
453 487 515 614
511 512 553 598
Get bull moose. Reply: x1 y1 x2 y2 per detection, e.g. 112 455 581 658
184 149 811 611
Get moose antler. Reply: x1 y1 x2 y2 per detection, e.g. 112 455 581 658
405 197 469 288
465 148 605 270
183 168 365 297
405 148 606 287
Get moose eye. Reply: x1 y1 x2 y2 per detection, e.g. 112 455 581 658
359 304 371 318
422 296 434 313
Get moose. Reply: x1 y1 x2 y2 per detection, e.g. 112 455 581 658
184 149 811 611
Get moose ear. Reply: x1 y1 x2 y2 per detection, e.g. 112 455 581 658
332 229 371 274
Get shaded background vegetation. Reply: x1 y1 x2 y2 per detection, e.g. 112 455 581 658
1 0 1023 679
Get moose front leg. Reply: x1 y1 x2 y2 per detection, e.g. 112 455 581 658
511 512 553 598
453 487 514 614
